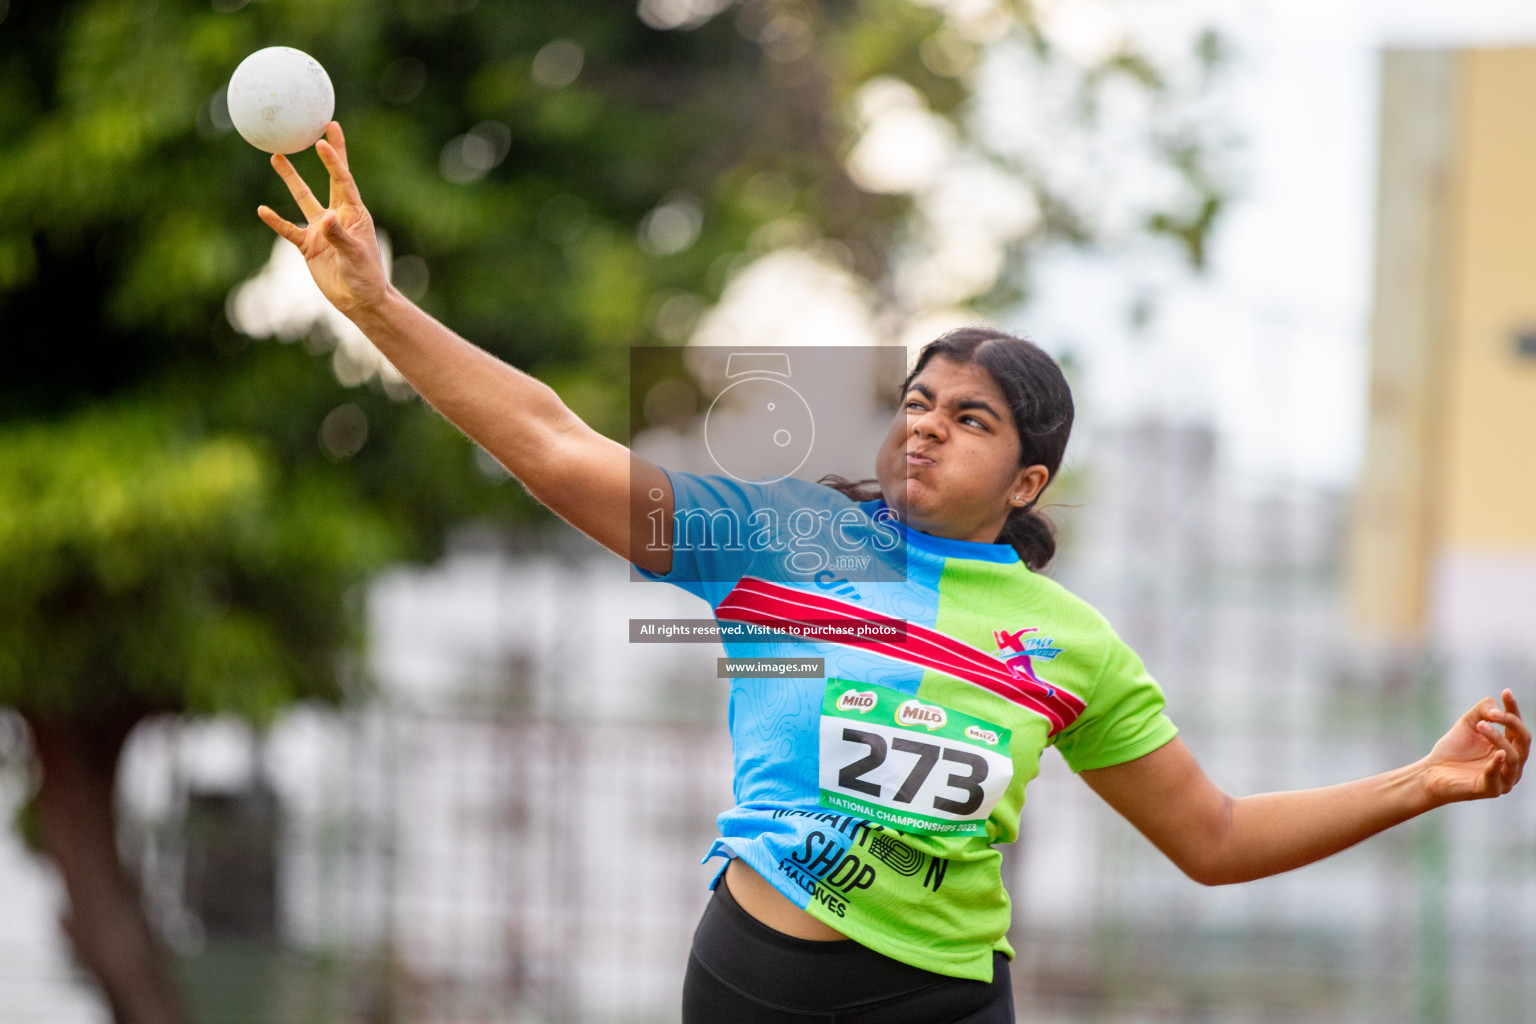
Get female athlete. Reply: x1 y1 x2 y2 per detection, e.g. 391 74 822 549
260 123 1529 1024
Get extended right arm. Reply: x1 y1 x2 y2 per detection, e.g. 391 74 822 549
351 291 674 575
256 122 672 575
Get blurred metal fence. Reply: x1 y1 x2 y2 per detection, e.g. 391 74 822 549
1017 420 1536 1024
260 715 734 1024
4 418 1536 1024
100 709 734 1024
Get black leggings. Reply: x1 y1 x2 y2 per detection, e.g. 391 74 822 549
682 877 1015 1024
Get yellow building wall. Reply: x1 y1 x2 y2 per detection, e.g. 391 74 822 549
1443 49 1536 548
1351 48 1536 643
1347 50 1458 639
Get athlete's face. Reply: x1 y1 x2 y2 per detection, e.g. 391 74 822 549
875 357 1049 543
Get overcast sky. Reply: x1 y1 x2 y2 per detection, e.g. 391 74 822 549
1024 0 1536 488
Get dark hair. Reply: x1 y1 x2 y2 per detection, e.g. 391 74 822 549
821 326 1074 571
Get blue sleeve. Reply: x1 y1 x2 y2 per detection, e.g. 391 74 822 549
633 468 772 607
635 470 863 608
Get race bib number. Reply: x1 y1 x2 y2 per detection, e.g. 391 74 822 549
818 680 1013 837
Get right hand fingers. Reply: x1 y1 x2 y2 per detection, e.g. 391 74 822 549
271 153 326 224
323 120 349 164
318 210 364 257
257 204 306 247
315 135 366 210
257 203 361 263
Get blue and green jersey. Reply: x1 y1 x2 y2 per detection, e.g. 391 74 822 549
636 470 1178 981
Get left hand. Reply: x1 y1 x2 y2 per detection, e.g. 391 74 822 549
1420 689 1528 804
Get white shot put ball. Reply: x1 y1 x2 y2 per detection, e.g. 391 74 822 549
227 46 335 155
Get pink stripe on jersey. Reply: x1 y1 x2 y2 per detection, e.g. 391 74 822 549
715 576 1085 734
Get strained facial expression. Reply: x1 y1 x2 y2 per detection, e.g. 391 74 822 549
875 357 1043 542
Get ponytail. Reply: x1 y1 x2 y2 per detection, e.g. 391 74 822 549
997 502 1057 572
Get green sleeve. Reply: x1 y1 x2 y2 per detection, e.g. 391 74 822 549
1052 630 1178 773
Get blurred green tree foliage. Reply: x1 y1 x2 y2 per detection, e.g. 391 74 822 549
0 1 1228 1021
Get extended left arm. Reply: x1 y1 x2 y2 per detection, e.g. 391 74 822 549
1080 690 1528 886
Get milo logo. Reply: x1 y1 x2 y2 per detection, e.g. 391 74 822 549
896 699 946 730
836 690 877 713
965 724 1000 746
